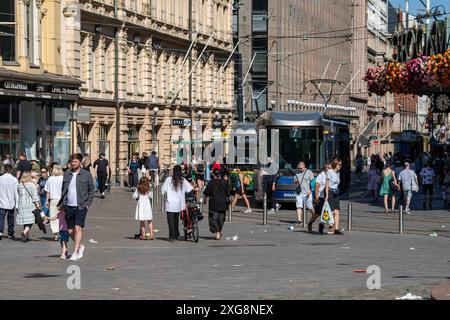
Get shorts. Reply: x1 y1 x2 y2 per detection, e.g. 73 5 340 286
403 190 413 200
296 193 313 210
328 192 340 211
422 184 433 195
65 206 88 229
59 230 70 243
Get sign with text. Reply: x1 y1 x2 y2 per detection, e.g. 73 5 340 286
172 119 191 126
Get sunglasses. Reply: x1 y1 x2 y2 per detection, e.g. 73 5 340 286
41 171 47 173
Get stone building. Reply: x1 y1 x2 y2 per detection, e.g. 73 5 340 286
0 0 81 165
233 0 370 162
63 0 235 185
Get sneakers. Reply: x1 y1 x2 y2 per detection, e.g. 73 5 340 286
0 232 2 240
60 253 69 260
307 223 313 233
269 208 275 214
69 253 80 261
101 193 105 199
78 244 85 259
404 207 411 214
244 208 252 213
318 223 325 234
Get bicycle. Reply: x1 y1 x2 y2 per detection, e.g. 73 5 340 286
181 193 203 243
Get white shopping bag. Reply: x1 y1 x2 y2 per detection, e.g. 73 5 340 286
320 201 335 225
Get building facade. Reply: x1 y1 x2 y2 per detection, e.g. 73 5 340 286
63 0 235 185
233 0 376 166
0 0 81 165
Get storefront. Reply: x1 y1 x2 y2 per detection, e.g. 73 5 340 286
0 67 81 165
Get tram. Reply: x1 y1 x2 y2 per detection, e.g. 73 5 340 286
248 111 351 204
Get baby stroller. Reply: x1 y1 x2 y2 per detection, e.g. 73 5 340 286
181 192 203 243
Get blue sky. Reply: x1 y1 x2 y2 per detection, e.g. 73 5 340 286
389 0 447 15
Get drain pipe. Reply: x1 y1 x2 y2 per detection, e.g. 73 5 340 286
114 0 121 186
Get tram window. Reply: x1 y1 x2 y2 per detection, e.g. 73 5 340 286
278 128 318 170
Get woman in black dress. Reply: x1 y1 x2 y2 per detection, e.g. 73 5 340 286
203 169 230 240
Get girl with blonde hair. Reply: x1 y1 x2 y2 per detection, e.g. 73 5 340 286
17 172 41 241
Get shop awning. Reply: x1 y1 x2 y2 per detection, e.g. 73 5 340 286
0 67 81 101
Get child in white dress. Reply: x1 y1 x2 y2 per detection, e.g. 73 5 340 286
133 177 154 240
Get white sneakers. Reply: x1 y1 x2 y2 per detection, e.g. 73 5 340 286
244 208 252 213
69 253 80 261
69 244 85 261
78 244 85 259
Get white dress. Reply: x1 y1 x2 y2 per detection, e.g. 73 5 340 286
133 190 153 221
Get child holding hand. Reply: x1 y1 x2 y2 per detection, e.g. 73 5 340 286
45 209 70 259
133 177 154 240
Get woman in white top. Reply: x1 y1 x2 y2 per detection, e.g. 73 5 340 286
44 164 64 240
161 165 193 241
132 176 154 240
327 159 343 235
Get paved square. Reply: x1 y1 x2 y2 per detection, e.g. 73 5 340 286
1 188 450 300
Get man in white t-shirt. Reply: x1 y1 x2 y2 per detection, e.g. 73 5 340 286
294 161 314 225
420 162 435 209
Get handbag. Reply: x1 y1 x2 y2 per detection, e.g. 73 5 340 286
21 183 47 234
295 171 306 195
389 179 399 192
320 200 335 225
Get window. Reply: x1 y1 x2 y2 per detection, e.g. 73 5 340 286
26 0 40 66
78 124 91 155
103 43 111 92
99 124 110 160
0 0 16 62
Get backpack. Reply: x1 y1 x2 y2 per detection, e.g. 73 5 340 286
310 176 317 198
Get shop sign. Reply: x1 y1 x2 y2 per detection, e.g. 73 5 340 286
2 81 28 91
392 18 450 62
0 81 80 95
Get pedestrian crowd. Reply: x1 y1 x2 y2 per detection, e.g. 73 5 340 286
361 151 450 213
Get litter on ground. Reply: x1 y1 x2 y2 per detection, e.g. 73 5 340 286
287 226 294 231
429 232 438 237
341 246 350 249
88 239 98 244
410 247 415 250
232 264 244 267
395 293 423 300
226 234 239 241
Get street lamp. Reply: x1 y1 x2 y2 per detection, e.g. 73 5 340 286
152 107 159 141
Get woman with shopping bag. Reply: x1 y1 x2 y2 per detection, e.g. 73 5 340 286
16 172 42 242
308 163 330 234
326 159 343 235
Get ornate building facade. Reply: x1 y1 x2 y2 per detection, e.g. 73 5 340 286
63 0 235 185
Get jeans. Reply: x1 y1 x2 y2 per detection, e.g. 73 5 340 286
40 195 49 217
98 173 108 193
0 208 15 236
129 172 139 188
166 212 180 240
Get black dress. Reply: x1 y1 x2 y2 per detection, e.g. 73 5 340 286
204 178 230 233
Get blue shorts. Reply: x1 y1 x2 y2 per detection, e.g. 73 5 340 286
65 206 88 229
59 230 70 243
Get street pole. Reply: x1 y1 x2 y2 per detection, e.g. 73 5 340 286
114 0 120 187
263 192 268 225
399 205 404 234
189 0 193 162
348 202 352 231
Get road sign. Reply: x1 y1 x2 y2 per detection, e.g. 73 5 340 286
172 119 191 126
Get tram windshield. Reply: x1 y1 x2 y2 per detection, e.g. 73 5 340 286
277 128 321 171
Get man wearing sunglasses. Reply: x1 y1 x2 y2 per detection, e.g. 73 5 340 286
37 168 49 217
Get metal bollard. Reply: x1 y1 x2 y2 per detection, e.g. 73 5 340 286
228 202 233 222
263 193 268 225
302 201 307 228
155 185 159 205
348 202 352 231
399 205 404 234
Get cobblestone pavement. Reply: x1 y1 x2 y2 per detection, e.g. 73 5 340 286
1 180 449 300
